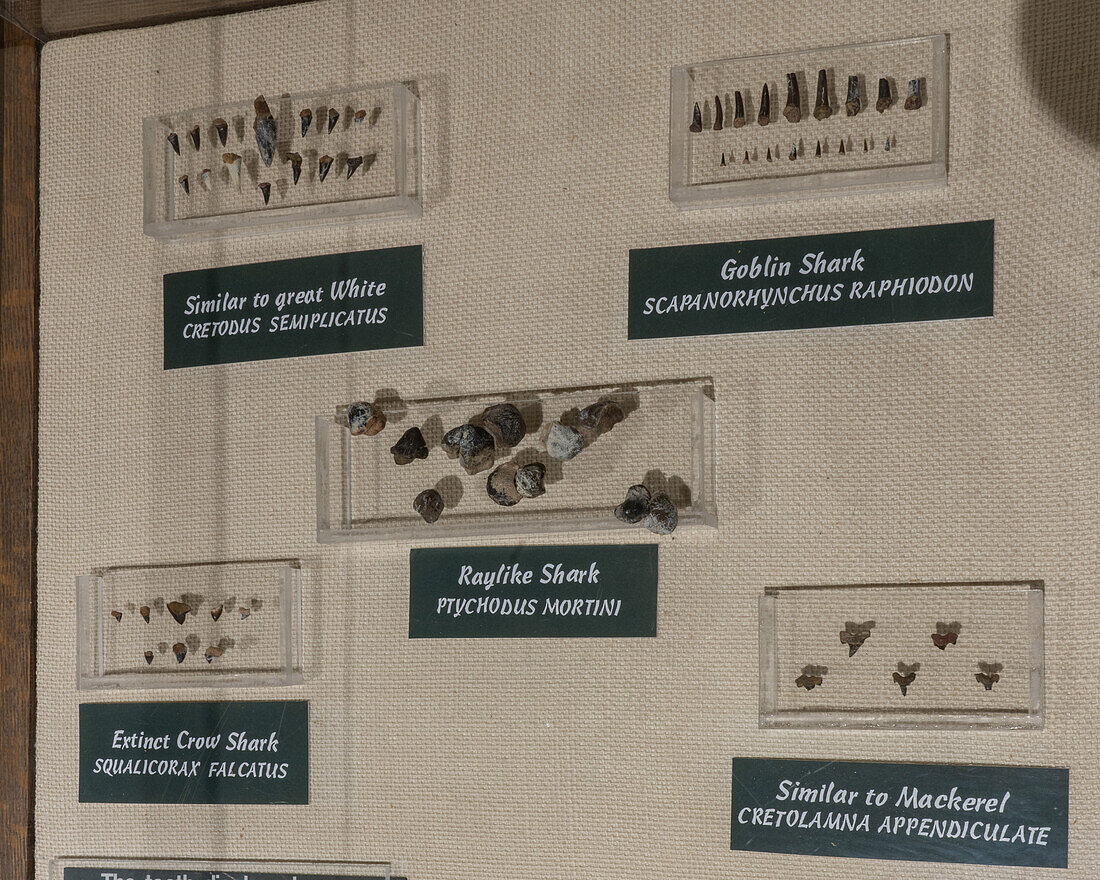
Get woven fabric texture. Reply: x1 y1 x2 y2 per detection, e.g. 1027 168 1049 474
36 0 1098 878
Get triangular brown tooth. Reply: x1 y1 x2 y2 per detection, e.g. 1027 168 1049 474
177 175 189 195
346 156 363 179
144 651 154 664
140 605 150 623
213 117 228 147
813 69 832 119
318 155 333 182
689 101 702 132
300 108 312 136
205 646 225 663
354 109 367 125
258 182 271 204
742 150 750 164
286 152 302 184
713 94 724 130
167 132 180 155
783 73 801 123
327 107 340 133
223 152 242 189
211 604 223 621
111 610 123 622
239 607 250 620
766 146 772 162
189 124 201 150
815 139 822 157
733 91 745 127
757 83 770 125
838 138 846 154
167 601 191 625
173 642 187 663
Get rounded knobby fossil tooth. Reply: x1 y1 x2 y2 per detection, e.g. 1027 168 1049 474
644 491 678 535
614 484 651 524
172 642 187 663
223 152 242 189
514 462 546 498
253 95 277 166
167 601 191 625
211 604 223 621
443 424 496 474
390 426 429 465
478 403 526 448
167 131 180 155
140 605 150 623
577 399 624 437
487 463 522 507
205 646 225 663
354 108 367 125
318 154 334 182
346 156 364 179
414 488 444 524
144 650 155 665
111 610 123 622
213 117 228 147
328 107 340 133
300 108 313 136
188 124 201 151
544 422 584 461
258 182 271 204
286 152 303 184
783 72 801 123
904 78 922 110
347 401 386 436
177 175 189 195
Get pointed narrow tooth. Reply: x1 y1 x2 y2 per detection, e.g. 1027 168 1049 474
327 107 340 133
813 69 832 119
140 605 150 623
200 168 212 190
788 142 797 160
766 146 772 162
177 175 189 195
167 132 180 155
211 604 223 621
213 117 228 147
713 94 724 130
258 182 271 204
757 83 770 125
720 152 726 166
783 73 801 123
733 91 745 127
144 651 154 664
318 154 334 182
253 95 277 166
300 108 312 136
742 149 750 164
839 138 846 154
346 156 364 179
286 151 302 184
354 108 367 125
188 124 200 150
845 75 861 116
689 101 702 132
815 139 822 157
223 152 242 189
876 77 893 112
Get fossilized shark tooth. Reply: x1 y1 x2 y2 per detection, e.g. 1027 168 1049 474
285 151 302 184
689 101 702 132
167 131 180 155
733 90 745 127
389 426 429 465
140 605 150 623
223 152 242 189
476 403 526 448
813 69 832 120
783 72 801 123
253 95 277 166
354 108 367 126
644 491 678 535
514 462 546 498
299 107 312 136
188 124 201 150
876 77 893 112
442 424 495 474
200 168 212 190
213 117 228 147
544 422 583 461
904 78 922 110
144 651 154 664
713 94 724 130
346 155 363 179
318 154 334 182
173 642 187 663
757 83 770 125
486 463 522 507
177 175 190 195
327 106 340 133
205 646 225 663
845 75 861 116
258 182 271 204
347 401 385 436
167 601 191 625
414 488 444 523
614 484 650 524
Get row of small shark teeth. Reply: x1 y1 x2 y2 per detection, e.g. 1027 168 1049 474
690 73 924 132
721 134 899 165
165 103 381 154
177 153 375 201
110 601 257 624
796 663 1004 692
142 644 229 665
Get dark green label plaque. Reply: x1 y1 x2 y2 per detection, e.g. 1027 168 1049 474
409 544 658 638
629 220 993 338
731 757 1068 868
79 700 308 804
163 245 422 368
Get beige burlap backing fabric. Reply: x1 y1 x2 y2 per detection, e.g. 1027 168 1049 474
36 0 1099 878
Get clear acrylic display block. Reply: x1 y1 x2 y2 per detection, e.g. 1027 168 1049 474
51 858 391 880
143 81 421 240
317 379 718 542
77 559 303 690
670 36 947 207
759 581 1044 730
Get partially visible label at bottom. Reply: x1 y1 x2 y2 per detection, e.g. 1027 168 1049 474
63 869 394 880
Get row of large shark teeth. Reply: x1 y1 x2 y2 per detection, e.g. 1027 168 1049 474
176 152 376 201
690 74 923 131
